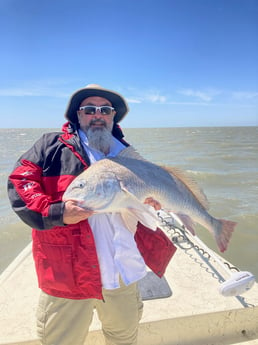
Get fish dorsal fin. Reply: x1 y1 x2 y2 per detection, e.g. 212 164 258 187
118 146 147 160
163 166 209 210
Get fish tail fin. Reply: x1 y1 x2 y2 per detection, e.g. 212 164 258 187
215 219 237 253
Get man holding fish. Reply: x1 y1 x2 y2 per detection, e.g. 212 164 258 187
8 84 179 345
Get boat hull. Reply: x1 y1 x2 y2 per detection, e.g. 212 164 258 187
1 227 258 345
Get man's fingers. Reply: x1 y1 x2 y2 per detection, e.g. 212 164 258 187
63 200 94 224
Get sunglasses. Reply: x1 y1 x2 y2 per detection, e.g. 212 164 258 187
79 105 115 115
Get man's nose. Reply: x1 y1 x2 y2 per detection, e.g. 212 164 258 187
93 109 104 117
90 111 101 119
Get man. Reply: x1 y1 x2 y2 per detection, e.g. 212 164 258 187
8 84 176 345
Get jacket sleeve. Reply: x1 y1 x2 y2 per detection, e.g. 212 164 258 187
7 134 66 230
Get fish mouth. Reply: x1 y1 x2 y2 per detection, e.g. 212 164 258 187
63 197 82 205
62 197 94 211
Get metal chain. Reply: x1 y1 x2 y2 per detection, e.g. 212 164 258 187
157 212 239 273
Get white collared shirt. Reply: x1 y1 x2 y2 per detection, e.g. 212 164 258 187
78 130 147 289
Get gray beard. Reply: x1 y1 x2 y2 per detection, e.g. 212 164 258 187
86 127 113 154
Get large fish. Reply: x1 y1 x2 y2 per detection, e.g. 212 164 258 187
63 147 236 252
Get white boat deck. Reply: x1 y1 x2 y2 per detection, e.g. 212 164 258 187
0 222 258 345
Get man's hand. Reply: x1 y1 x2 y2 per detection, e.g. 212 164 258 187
144 197 161 211
63 200 94 225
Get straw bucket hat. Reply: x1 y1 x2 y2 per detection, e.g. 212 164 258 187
64 84 129 124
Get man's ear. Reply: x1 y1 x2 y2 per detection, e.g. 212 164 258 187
77 111 81 123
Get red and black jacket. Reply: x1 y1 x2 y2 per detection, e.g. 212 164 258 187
8 122 176 299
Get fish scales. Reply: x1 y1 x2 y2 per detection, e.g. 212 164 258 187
63 147 236 252
110 156 200 209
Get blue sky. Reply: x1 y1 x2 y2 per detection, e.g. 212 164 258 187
0 0 257 128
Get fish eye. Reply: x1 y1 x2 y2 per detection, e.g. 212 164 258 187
74 180 86 189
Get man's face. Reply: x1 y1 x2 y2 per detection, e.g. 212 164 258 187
77 96 116 133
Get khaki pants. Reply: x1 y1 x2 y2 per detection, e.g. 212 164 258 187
36 282 143 345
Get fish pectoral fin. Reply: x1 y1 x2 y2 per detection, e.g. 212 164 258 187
129 204 159 231
120 209 139 234
120 205 158 234
118 185 159 233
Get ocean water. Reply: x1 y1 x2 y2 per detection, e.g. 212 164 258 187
0 127 258 278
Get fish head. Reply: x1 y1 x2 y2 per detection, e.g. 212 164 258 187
63 171 121 211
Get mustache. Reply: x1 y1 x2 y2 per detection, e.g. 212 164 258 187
89 119 107 127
